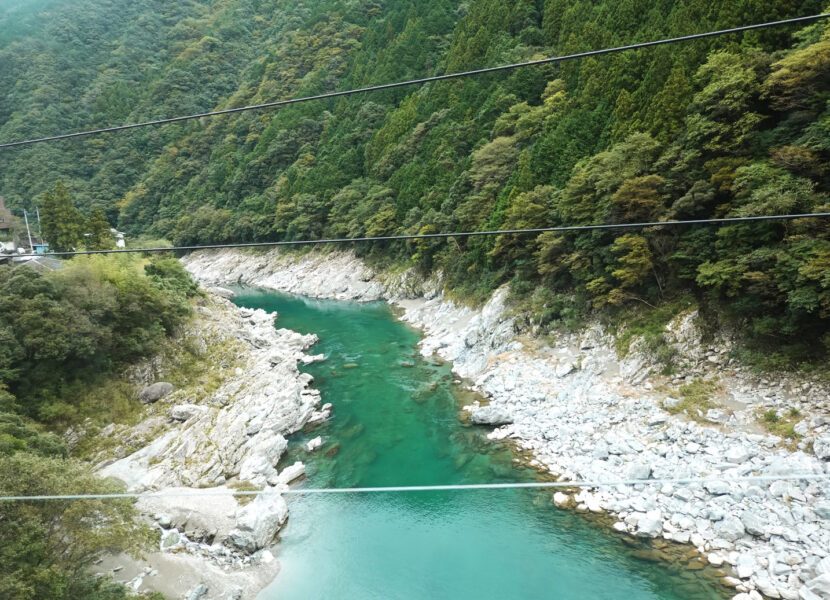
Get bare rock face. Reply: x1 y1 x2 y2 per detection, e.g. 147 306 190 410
101 299 321 491
227 493 289 553
139 382 174 403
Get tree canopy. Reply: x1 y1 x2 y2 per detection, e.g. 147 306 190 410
1 0 828 364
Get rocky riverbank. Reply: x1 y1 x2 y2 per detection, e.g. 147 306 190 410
181 248 830 600
90 293 330 600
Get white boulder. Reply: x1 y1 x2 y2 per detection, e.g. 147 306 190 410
227 493 289 553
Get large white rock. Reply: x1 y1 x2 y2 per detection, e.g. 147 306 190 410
716 516 746 542
170 404 206 422
627 463 652 481
725 445 751 464
238 432 288 486
470 405 513 426
800 574 830 600
277 461 305 485
814 436 830 461
553 492 570 507
227 493 289 553
741 512 766 537
736 553 756 579
636 511 663 538
705 480 731 495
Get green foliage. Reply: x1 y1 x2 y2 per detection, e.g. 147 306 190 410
612 297 695 371
1 0 829 360
760 406 804 442
0 255 190 598
0 452 156 600
0 411 66 458
664 378 722 422
0 256 194 423
86 209 115 251
40 182 85 252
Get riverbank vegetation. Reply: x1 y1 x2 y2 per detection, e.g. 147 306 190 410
1 0 829 369
0 256 197 600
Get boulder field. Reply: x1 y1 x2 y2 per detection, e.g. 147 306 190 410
182 248 830 600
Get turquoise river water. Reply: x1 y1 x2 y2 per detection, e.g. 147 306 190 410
231 289 729 600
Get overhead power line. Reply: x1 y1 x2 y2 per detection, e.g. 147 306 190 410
1 13 828 149
1 473 827 502
12 212 830 258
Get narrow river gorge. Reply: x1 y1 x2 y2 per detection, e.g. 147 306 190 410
230 288 730 600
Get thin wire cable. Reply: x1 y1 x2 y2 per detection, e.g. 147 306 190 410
1 13 828 149
11 212 830 258
1 473 828 502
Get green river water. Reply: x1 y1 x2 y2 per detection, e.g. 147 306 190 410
232 288 729 600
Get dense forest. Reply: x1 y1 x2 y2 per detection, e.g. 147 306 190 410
1 0 829 366
0 256 196 600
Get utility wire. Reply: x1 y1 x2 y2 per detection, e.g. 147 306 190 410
12 212 830 258
1 13 828 149
1 473 828 502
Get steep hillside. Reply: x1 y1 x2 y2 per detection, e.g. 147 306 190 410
1 0 829 362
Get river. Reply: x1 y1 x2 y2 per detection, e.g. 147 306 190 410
231 288 729 600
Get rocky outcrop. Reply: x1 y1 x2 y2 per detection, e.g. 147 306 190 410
182 248 830 600
227 494 289 553
94 293 324 599
100 300 320 491
182 249 388 301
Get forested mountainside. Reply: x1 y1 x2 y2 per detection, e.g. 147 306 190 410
1 0 829 364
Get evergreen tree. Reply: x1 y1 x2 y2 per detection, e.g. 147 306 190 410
85 209 114 251
39 182 84 253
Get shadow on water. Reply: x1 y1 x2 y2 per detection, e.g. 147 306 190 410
231 288 732 600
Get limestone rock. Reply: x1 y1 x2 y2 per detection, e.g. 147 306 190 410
470 405 513 427
227 493 289 553
555 362 575 378
238 432 288 486
814 435 830 461
306 436 323 452
716 516 745 542
553 492 570 508
800 574 830 600
635 511 663 538
627 463 652 481
186 584 208 600
277 461 305 485
704 480 731 495
139 382 174 403
706 408 728 423
736 553 756 579
160 530 181 549
170 404 205 422
592 440 610 460
725 445 751 464
663 397 681 409
741 512 766 537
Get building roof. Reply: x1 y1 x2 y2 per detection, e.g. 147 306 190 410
12 256 64 272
